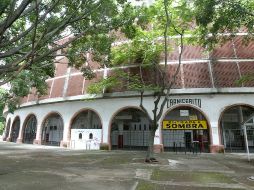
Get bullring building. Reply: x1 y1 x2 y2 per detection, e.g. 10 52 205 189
2 33 254 153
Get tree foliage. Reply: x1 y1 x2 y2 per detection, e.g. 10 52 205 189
194 0 254 48
87 0 193 161
88 0 194 94
0 88 6 134
0 0 135 111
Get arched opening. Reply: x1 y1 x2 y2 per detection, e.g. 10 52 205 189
70 109 102 150
110 108 151 150
220 105 254 153
11 117 20 143
79 133 82 139
23 115 37 144
3 119 11 141
41 113 63 146
162 106 210 153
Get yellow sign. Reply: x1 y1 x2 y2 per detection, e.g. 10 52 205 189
163 120 207 130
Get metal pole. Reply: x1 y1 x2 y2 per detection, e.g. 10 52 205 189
243 125 250 162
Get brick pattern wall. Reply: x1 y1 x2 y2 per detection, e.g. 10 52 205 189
166 65 182 88
19 96 28 104
183 63 212 88
239 62 254 87
106 69 128 92
55 59 68 77
182 45 206 60
166 42 207 61
128 66 160 87
27 88 38 102
234 36 254 59
50 78 65 98
70 68 80 74
20 36 254 104
210 41 235 59
39 80 52 100
66 75 84 96
82 71 104 94
212 62 240 87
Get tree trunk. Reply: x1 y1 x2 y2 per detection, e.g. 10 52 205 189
145 124 156 162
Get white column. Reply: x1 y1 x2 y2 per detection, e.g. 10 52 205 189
154 129 160 144
6 116 13 141
210 121 220 145
102 119 110 144
63 120 70 142
17 118 24 143
35 119 43 144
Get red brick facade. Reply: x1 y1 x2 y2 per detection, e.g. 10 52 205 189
19 36 254 104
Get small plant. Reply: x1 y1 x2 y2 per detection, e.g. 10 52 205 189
0 122 4 135
100 143 109 150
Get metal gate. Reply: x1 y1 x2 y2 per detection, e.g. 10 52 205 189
23 115 37 144
11 119 20 142
163 129 210 153
223 129 254 153
111 124 151 150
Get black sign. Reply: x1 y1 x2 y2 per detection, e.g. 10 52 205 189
167 98 201 108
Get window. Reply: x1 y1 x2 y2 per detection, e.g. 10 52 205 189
247 130 254 139
79 133 82 139
123 124 129 130
89 133 93 139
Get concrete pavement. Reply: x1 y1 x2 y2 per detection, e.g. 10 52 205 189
0 142 253 190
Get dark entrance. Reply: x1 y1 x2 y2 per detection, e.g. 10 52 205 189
184 132 192 151
41 113 63 146
11 117 20 142
220 105 254 153
162 107 210 153
23 115 37 144
111 108 151 150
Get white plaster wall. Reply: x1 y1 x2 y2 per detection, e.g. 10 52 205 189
70 129 101 150
5 93 254 147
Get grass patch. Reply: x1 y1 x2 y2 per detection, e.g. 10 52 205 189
98 155 132 166
136 180 168 190
136 180 244 190
151 169 236 184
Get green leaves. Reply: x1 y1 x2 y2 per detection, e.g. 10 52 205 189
87 76 120 94
111 44 131 66
88 0 196 96
0 0 136 112
194 0 216 26
0 122 4 135
193 0 254 48
111 39 163 66
88 65 162 95
9 68 48 98
236 74 254 86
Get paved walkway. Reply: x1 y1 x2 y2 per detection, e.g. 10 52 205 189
0 142 253 190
